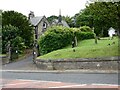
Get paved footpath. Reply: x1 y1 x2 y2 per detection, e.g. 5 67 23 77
1 78 119 89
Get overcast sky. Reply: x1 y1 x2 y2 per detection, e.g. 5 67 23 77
0 0 88 17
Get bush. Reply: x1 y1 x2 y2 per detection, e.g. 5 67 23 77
75 31 94 40
39 26 73 55
12 36 26 54
39 26 94 55
80 26 92 32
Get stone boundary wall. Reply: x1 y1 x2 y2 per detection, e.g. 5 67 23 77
35 57 119 70
0 55 9 65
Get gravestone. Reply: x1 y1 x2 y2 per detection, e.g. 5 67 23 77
108 27 116 40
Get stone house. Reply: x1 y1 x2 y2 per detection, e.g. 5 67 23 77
52 19 69 28
29 11 50 40
51 10 69 28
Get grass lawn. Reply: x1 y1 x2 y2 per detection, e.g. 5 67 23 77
0 54 6 57
38 36 119 59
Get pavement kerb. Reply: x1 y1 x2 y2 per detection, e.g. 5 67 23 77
1 69 118 74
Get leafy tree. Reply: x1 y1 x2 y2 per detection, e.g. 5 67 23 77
74 2 119 37
0 10 2 54
2 11 34 47
87 2 119 36
2 25 26 54
2 25 19 53
47 15 58 24
0 10 2 26
62 16 74 27
75 9 90 27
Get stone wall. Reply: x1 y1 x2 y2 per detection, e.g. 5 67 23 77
35 57 119 70
0 55 9 65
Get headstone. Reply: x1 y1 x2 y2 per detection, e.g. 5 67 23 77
108 27 116 39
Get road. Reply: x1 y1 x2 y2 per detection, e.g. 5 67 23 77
1 55 119 89
2 71 118 85
1 71 119 89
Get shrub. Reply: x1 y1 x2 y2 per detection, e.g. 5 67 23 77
12 36 26 53
80 26 92 32
39 26 73 55
75 31 94 40
38 26 94 55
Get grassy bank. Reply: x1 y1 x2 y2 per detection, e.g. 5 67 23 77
38 36 119 59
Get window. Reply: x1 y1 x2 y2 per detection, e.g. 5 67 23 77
43 22 47 29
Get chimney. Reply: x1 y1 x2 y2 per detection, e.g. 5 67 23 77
28 11 35 19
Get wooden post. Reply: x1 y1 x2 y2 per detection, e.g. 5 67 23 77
33 47 37 63
93 27 97 44
74 36 77 47
6 41 12 63
95 36 97 44
33 39 38 63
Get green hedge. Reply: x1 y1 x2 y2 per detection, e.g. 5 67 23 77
38 26 94 55
79 26 92 32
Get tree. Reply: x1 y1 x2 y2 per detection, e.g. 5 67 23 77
2 11 34 47
47 15 58 24
75 9 92 28
0 10 2 54
87 2 119 36
0 10 2 26
2 25 19 53
74 2 119 37
62 16 74 27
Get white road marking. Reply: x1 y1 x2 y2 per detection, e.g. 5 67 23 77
92 83 118 86
3 82 29 86
17 79 62 83
49 84 87 88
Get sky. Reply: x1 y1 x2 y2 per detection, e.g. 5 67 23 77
0 0 88 17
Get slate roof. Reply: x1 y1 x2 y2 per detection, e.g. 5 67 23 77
30 16 44 26
52 19 69 28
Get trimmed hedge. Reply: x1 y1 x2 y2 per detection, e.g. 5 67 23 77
38 26 94 55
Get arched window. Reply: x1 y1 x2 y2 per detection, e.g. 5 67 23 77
43 22 47 29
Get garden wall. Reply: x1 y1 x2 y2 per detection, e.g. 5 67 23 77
35 57 119 70
0 55 9 65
